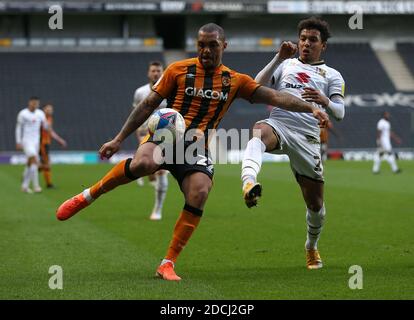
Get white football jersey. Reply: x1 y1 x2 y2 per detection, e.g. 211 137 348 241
377 118 391 147
269 58 345 137
15 108 47 144
133 83 167 109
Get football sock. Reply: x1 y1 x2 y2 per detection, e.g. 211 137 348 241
305 204 326 250
43 169 52 186
22 166 30 189
89 158 136 200
386 153 399 172
30 163 40 189
165 205 202 263
241 137 266 188
153 173 168 214
372 152 381 173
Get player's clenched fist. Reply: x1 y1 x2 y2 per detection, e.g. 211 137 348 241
277 41 298 60
99 139 121 159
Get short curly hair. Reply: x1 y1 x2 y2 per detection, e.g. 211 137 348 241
297 17 331 42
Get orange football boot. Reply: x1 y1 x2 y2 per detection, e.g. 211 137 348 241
156 261 181 281
56 193 90 221
306 249 323 270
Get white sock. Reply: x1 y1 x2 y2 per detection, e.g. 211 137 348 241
241 137 266 187
29 163 40 189
153 174 168 214
22 166 31 189
372 152 381 173
82 188 95 203
160 258 174 267
305 204 326 250
386 153 399 172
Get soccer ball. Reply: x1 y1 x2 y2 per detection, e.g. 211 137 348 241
147 108 186 143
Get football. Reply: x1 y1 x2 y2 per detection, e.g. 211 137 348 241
147 108 186 143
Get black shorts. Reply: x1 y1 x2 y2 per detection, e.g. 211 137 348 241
144 136 214 187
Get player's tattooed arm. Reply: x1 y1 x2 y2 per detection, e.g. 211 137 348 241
251 86 328 127
99 91 162 159
115 91 163 142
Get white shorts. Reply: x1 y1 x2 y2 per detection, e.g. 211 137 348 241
22 141 40 158
258 118 324 182
378 139 392 153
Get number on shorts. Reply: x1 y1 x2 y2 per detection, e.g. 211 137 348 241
314 156 322 172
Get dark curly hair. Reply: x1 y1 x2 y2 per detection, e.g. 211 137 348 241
297 17 331 42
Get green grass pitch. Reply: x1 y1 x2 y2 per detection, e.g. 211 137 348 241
0 161 413 299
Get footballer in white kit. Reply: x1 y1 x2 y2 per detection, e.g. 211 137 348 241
372 111 401 174
15 97 49 193
132 61 169 220
241 17 345 269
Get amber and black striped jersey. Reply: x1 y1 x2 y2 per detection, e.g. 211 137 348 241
41 114 53 145
152 57 260 136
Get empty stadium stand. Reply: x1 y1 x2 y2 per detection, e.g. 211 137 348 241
1 44 413 151
397 43 414 75
0 52 164 151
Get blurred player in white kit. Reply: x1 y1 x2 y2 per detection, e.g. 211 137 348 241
241 17 345 269
15 96 49 193
132 61 168 220
372 111 402 174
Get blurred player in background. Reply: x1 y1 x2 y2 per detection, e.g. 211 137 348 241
319 120 339 162
133 61 168 220
241 17 345 269
56 23 327 281
39 103 67 188
372 111 402 174
15 97 49 193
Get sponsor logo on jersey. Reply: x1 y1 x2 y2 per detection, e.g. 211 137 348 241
286 83 304 89
185 87 228 101
295 72 311 84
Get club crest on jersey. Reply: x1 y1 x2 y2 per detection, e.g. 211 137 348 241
222 75 231 86
315 67 327 78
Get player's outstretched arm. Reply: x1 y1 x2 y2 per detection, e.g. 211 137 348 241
251 86 328 127
255 41 297 86
99 91 163 159
51 129 67 148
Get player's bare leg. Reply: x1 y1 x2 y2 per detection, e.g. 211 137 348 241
56 143 161 221
296 175 325 269
241 123 279 207
156 172 212 281
149 170 168 221
148 173 157 187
